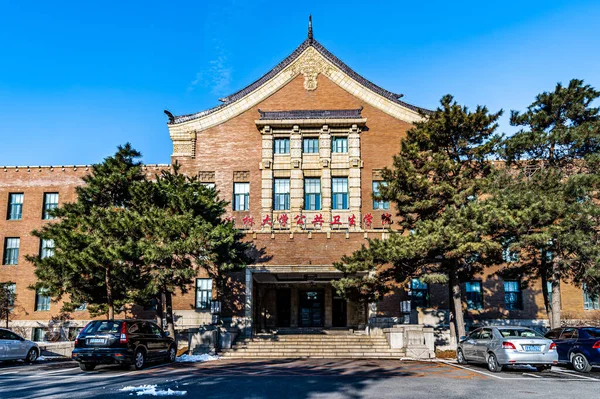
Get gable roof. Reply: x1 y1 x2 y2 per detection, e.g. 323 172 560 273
166 37 430 129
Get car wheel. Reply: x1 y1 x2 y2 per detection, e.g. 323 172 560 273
572 353 593 373
132 348 146 370
24 348 38 363
456 349 468 365
79 363 96 371
168 345 177 363
487 353 502 373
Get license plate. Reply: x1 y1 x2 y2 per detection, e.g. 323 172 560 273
88 338 105 344
523 345 541 352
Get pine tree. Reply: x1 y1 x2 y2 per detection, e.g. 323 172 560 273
490 79 600 328
334 95 503 339
132 165 251 338
28 144 147 319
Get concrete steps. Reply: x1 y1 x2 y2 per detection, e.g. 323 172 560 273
221 334 406 359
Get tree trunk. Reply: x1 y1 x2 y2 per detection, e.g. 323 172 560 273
540 257 552 325
551 262 562 328
105 266 114 320
165 291 176 342
449 262 466 340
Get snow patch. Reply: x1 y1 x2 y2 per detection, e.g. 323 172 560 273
120 385 187 396
176 354 219 363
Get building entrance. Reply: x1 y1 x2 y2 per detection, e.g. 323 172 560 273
332 295 347 327
299 289 324 327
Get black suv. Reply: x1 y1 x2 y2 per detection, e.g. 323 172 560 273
72 320 176 371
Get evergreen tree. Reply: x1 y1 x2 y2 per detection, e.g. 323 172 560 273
28 144 146 319
132 165 251 338
334 95 502 339
0 282 16 328
490 79 600 328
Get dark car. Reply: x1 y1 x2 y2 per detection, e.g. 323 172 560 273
544 327 600 372
72 320 176 371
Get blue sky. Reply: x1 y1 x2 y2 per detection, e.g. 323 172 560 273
1 0 599 166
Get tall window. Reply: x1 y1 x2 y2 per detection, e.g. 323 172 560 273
42 193 59 220
303 138 319 153
35 288 51 311
504 280 523 310
373 181 390 210
195 279 213 309
465 281 483 310
331 137 348 153
201 182 216 189
501 237 519 263
409 278 429 308
274 138 290 154
3 238 20 265
7 193 24 220
233 183 250 211
40 239 55 259
304 178 321 211
332 178 348 210
273 179 290 211
583 284 599 310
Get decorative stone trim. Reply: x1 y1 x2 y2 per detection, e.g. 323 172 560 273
198 171 216 182
233 171 250 182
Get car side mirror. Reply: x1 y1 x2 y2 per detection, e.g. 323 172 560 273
163 331 170 337
459 336 467 342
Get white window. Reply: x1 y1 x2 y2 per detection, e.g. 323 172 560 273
195 279 213 309
273 179 290 211
373 181 390 210
40 239 55 259
303 138 319 153
43 193 59 220
332 178 348 210
331 137 348 153
7 193 24 220
304 178 321 211
35 288 51 311
583 284 599 310
274 138 290 154
233 183 250 211
3 238 20 265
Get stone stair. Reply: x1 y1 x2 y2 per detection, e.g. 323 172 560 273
221 333 407 359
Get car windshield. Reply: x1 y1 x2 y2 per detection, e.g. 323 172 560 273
582 328 600 338
498 328 543 338
82 321 122 334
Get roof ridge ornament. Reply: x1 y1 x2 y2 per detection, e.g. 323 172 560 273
308 15 313 43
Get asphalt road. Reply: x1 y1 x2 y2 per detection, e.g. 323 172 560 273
1 358 600 398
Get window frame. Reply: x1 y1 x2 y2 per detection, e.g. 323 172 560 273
465 281 483 310
331 177 349 210
583 283 599 310
3 237 20 265
372 181 390 210
304 178 322 211
42 192 59 220
409 278 430 308
40 238 55 259
331 136 348 153
303 137 319 154
273 138 290 155
273 178 290 211
7 193 24 220
504 280 523 310
35 288 51 312
233 182 250 211
195 278 213 310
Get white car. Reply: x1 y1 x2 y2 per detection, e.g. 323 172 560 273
0 328 40 363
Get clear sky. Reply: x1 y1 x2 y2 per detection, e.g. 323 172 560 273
1 0 599 166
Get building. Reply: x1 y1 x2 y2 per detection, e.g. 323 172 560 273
1 23 599 347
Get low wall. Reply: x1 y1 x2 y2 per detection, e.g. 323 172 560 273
382 324 435 359
37 342 75 357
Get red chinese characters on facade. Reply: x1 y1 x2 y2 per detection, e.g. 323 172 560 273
311 214 324 227
348 214 357 227
330 215 342 226
294 214 306 226
277 213 289 228
242 215 254 229
381 213 393 226
363 213 373 229
261 214 272 227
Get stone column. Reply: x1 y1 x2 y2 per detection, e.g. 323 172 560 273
319 125 332 230
244 268 253 337
290 286 299 328
290 126 304 221
325 285 333 328
348 124 362 226
260 126 274 229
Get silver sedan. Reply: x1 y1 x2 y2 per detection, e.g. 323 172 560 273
457 326 558 372
0 328 40 363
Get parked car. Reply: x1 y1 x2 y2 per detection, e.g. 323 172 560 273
0 328 39 363
544 327 600 373
72 320 176 371
457 326 558 372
